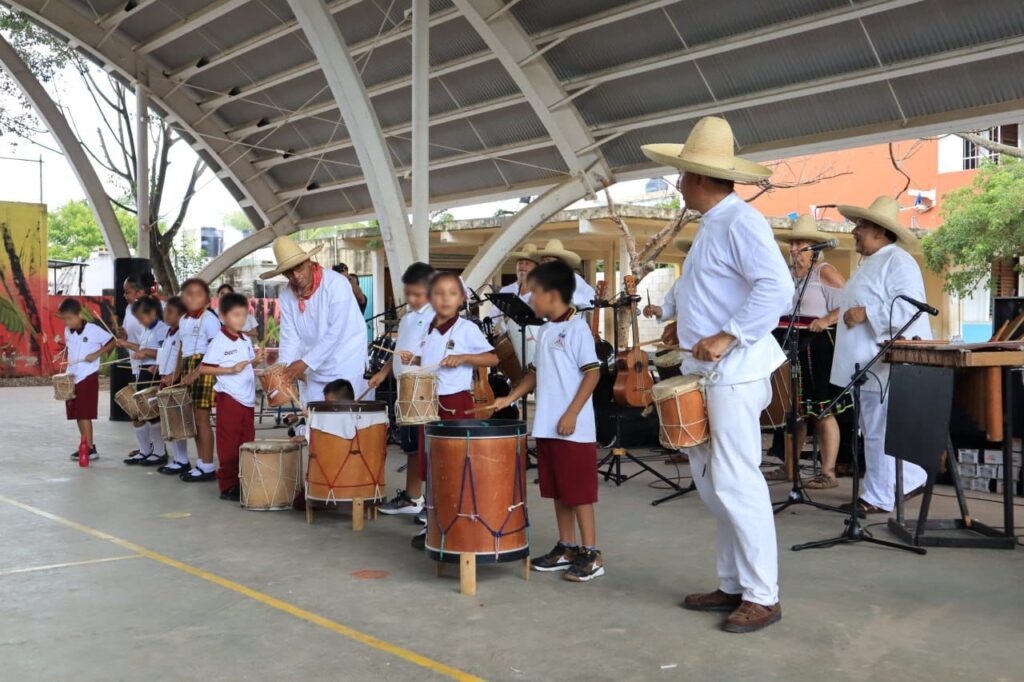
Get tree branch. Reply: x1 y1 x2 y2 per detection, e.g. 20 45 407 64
957 132 1024 161
160 159 203 247
889 142 911 198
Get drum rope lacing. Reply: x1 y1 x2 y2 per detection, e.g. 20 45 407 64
306 410 385 502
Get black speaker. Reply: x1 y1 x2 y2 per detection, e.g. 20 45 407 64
110 258 152 421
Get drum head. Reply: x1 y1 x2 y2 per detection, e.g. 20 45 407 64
241 439 302 453
651 374 703 401
425 419 528 438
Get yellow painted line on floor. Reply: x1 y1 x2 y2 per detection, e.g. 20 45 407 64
0 494 483 682
0 554 141 576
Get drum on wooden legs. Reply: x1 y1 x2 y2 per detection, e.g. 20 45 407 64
52 373 76 401
240 439 303 510
651 375 709 449
306 401 389 504
257 364 299 407
395 370 438 425
761 361 792 430
158 387 196 441
114 383 140 420
133 386 161 421
424 420 529 564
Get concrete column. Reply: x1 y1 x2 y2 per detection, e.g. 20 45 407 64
135 81 150 258
370 248 387 333
411 0 430 263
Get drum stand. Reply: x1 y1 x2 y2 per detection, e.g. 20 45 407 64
305 497 380 531
792 309 928 555
773 248 845 516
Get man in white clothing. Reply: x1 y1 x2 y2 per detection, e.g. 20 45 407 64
642 116 793 633
536 239 597 311
831 196 931 513
261 236 369 403
486 243 539 325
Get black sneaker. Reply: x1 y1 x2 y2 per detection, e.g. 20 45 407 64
140 453 169 467
410 527 426 550
70 446 98 461
123 452 148 465
531 542 578 572
414 508 427 526
378 489 424 516
564 548 604 583
219 485 241 501
158 461 190 476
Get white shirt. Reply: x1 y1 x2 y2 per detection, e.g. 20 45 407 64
830 244 932 390
203 329 257 407
64 322 113 383
179 309 221 357
531 314 599 443
123 309 144 373
278 268 368 385
656 278 685 323
572 273 597 310
486 281 530 322
157 326 182 377
394 303 433 377
243 312 258 334
417 316 493 396
672 193 795 385
137 320 168 369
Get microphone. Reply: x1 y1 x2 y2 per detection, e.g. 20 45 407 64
897 294 938 316
798 238 838 253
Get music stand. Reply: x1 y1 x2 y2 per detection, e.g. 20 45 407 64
486 293 544 429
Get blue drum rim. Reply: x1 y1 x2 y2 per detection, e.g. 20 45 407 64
423 419 527 438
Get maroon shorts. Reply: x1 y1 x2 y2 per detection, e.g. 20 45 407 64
536 438 599 506
215 392 255 493
418 390 475 481
65 372 99 421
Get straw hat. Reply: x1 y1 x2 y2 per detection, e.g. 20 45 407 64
508 243 541 263
259 236 324 280
641 116 772 184
837 196 917 249
537 239 581 269
777 214 830 244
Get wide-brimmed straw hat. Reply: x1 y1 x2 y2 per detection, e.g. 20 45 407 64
508 243 541 263
837 196 917 249
777 214 830 244
537 239 581 269
641 116 772 184
260 236 324 280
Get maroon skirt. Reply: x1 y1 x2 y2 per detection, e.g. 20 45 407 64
418 391 474 481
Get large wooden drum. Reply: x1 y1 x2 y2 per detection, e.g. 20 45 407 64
306 401 388 503
158 386 196 441
493 331 523 385
394 369 438 425
651 375 709 449
257 363 299 407
52 373 75 401
114 383 140 420
761 361 792 429
240 439 303 510
424 419 529 564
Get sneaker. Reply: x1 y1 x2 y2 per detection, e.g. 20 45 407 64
123 452 148 465
410 527 426 550
378 490 424 515
414 508 427 526
219 485 241 501
563 548 604 583
70 446 98 461
531 542 578 572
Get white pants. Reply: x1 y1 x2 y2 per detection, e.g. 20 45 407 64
688 378 779 606
859 389 927 511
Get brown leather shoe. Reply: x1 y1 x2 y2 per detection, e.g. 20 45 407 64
664 453 689 465
680 589 743 612
723 601 781 633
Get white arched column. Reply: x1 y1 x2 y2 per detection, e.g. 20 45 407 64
0 33 129 258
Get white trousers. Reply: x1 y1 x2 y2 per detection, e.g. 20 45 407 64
688 378 779 606
858 389 927 511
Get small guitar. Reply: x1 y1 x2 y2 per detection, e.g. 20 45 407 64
612 275 654 408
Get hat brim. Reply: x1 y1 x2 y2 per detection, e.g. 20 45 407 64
536 249 581 269
508 250 541 264
259 242 325 280
642 143 772 184
837 205 918 249
777 228 831 244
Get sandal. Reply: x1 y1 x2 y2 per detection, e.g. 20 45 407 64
763 467 790 482
803 473 838 489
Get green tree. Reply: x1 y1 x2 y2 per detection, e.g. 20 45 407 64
48 199 136 261
222 211 252 232
171 236 206 281
922 159 1024 297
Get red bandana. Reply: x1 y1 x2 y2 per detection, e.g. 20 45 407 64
295 263 323 313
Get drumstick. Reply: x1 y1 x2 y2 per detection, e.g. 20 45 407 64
356 385 374 401
371 344 397 355
467 404 498 416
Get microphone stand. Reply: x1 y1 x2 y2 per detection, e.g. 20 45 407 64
773 249 844 515
792 306 929 555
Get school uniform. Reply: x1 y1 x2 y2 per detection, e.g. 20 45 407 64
203 328 257 493
63 322 113 421
156 325 190 469
532 310 600 506
572 273 597 310
180 309 221 410
394 303 433 454
137 320 168 397
123 309 144 376
415 316 493 479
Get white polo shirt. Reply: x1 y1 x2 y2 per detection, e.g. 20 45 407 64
156 326 182 377
137 320 167 370
417 316 492 396
202 328 256 407
64 322 113 383
179 309 221 357
531 313 599 443
123 309 144 374
394 302 433 377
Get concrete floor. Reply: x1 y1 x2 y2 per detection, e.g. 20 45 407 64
1 386 1021 682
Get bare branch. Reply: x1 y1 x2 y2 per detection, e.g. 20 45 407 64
889 142 911 198
161 159 204 247
957 132 1024 161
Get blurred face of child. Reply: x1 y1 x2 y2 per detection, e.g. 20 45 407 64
222 305 248 333
182 283 208 313
135 307 157 328
529 283 564 320
164 306 183 329
430 276 464 319
404 283 429 310
59 311 85 331
123 282 142 303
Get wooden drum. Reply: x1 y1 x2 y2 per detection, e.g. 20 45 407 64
395 370 438 425
114 383 141 420
257 363 299 408
424 419 529 564
133 386 161 421
158 387 196 441
494 331 523 386
240 439 303 510
306 401 388 504
52 373 76 401
651 375 710 449
761 361 792 429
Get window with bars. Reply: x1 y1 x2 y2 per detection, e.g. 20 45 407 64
962 124 1020 170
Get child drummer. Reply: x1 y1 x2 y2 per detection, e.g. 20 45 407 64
491 260 604 582
157 297 191 475
199 293 264 501
398 271 497 548
176 278 222 482
122 296 169 466
58 299 115 461
371 262 435 518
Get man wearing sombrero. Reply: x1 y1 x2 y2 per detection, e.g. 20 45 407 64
536 239 597 310
643 116 793 633
261 236 369 402
830 196 931 514
486 243 539 325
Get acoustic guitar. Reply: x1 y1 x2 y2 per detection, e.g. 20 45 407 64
612 275 654 408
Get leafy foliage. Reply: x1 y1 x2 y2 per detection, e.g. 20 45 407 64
171 236 206 281
922 159 1024 297
48 199 137 261
0 296 26 333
